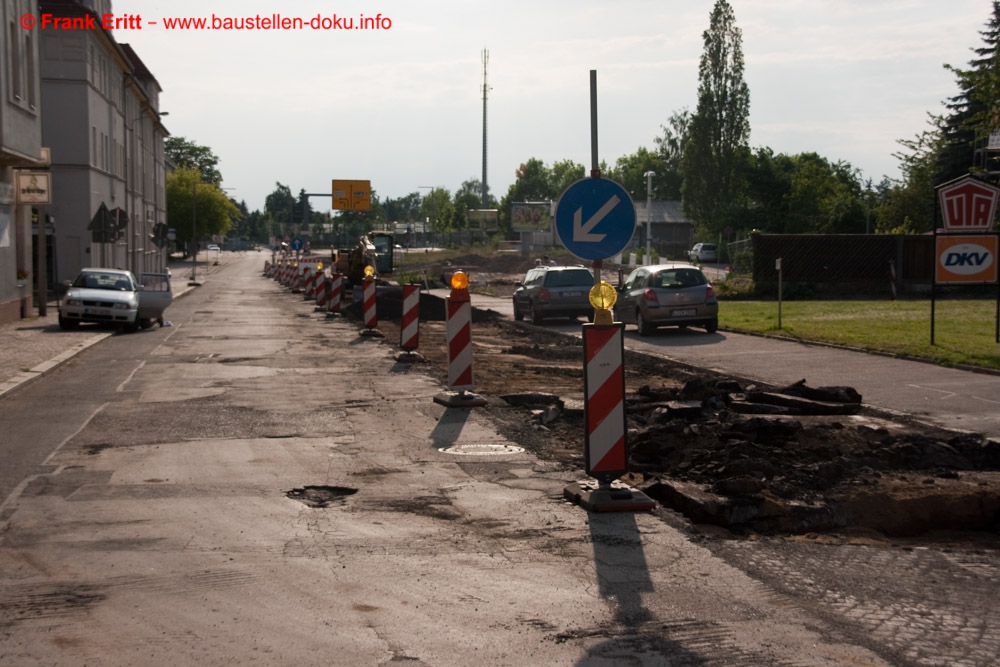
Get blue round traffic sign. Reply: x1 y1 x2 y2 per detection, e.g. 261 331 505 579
555 178 636 261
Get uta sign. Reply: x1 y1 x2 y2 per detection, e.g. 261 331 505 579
938 175 1000 232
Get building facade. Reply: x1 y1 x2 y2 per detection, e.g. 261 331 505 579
0 0 45 324
39 0 169 287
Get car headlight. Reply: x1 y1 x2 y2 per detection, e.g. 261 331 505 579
65 298 81 306
112 302 135 310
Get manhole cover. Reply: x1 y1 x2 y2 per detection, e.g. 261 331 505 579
438 443 525 456
286 485 358 508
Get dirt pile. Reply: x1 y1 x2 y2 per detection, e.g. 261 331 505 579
365 298 1000 541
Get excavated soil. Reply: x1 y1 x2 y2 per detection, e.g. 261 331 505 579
359 252 1000 543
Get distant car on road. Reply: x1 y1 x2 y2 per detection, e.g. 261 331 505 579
615 263 718 335
688 243 718 263
512 265 595 324
207 243 221 252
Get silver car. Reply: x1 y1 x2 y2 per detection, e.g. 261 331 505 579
59 268 142 331
512 265 595 324
615 263 718 335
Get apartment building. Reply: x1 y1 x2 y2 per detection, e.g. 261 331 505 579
0 0 45 324
39 0 169 285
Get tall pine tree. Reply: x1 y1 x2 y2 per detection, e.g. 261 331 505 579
938 1 1000 183
681 0 751 236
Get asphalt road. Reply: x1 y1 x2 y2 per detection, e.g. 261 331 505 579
1 252 998 665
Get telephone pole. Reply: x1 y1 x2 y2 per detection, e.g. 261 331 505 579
481 48 491 209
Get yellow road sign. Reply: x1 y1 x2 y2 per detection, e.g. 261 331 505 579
332 179 371 211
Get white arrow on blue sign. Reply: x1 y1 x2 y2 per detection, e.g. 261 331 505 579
555 178 636 261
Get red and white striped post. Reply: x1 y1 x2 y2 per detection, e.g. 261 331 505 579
315 274 330 311
434 271 486 407
397 284 424 362
563 278 654 512
582 323 627 480
291 262 303 293
327 272 343 317
359 265 383 337
302 265 315 299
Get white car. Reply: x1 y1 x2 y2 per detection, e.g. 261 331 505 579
59 268 173 332
207 243 221 251
59 268 141 331
688 243 718 263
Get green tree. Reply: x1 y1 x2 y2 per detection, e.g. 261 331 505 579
549 159 586 197
421 187 454 233
939 2 1000 182
166 166 240 253
264 182 296 237
607 147 666 201
384 192 423 223
682 0 751 236
164 137 223 184
653 108 691 199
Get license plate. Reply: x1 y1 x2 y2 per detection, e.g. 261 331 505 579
563 291 582 297
671 308 696 317
84 308 109 316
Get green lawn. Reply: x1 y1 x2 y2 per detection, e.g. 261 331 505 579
719 300 1000 371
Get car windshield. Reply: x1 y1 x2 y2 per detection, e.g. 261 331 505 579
652 269 706 288
544 269 594 287
74 272 133 291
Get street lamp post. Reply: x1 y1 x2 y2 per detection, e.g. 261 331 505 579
643 171 655 266
189 179 199 285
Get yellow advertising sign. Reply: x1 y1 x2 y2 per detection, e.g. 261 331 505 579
332 180 371 211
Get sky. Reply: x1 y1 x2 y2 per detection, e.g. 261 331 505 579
112 0 995 213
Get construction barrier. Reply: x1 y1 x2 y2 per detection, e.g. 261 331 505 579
434 271 485 406
328 273 343 315
582 322 627 481
397 284 423 362
304 266 317 299
359 271 382 337
315 275 330 309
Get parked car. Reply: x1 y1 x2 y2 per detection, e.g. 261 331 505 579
58 268 173 332
688 242 718 263
512 265 595 324
614 263 718 335
207 243 221 252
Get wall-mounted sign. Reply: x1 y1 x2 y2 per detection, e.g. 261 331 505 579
15 171 51 205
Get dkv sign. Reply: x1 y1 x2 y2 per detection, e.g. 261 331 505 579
935 236 998 284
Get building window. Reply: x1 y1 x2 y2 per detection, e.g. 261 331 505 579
26 33 36 109
8 21 22 101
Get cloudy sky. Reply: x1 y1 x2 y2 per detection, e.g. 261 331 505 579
115 0 993 212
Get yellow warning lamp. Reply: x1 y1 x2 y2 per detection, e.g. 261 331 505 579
450 270 469 291
363 265 375 279
317 261 324 271
589 280 617 326
294 261 299 268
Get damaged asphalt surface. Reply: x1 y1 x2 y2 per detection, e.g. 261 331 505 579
0 252 998 665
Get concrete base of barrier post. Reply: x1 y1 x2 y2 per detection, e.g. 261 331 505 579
433 389 487 408
563 479 655 513
396 350 426 363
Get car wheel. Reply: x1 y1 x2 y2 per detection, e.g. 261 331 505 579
636 309 654 336
513 299 524 321
530 302 543 325
139 318 153 330
705 318 718 334
58 316 78 330
123 320 140 333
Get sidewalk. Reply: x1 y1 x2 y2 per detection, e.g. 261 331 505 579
0 263 199 398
